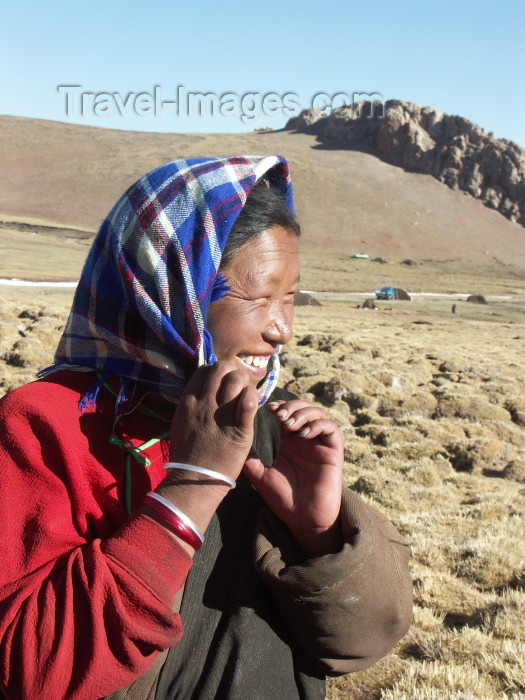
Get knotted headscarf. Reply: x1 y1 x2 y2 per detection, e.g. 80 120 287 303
38 155 294 406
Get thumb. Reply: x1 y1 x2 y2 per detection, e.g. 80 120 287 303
242 452 266 487
235 386 259 436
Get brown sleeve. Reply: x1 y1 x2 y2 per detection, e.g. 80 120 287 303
253 488 413 675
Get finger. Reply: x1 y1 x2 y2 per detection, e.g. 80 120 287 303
234 386 259 434
216 367 252 406
186 360 240 404
182 363 215 400
242 453 266 485
278 406 327 430
268 399 319 420
292 418 342 446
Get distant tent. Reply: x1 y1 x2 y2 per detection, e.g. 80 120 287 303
294 291 321 306
393 288 411 300
467 295 487 304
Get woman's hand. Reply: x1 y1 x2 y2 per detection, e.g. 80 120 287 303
168 360 259 477
155 361 259 542
243 399 344 558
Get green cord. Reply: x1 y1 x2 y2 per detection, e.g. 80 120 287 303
138 432 171 450
102 376 172 515
125 454 132 515
109 431 171 515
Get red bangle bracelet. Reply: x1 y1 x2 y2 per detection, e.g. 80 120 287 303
142 492 204 551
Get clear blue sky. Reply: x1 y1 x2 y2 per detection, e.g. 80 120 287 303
2 0 524 146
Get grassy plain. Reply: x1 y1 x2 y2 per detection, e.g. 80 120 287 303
287 298 525 700
0 224 91 280
1 248 524 699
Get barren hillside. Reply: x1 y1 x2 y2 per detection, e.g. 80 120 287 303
1 115 524 268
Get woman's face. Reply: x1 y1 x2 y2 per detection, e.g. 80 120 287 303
207 225 300 388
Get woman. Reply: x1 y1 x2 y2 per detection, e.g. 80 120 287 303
0 155 412 700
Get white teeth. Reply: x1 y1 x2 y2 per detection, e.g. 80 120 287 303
240 355 269 369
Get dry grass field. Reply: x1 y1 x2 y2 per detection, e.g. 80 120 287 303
1 116 524 698
286 298 525 700
1 270 524 700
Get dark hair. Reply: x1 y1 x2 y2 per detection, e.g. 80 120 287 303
220 175 300 268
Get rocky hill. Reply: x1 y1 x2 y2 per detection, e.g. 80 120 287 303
285 100 525 227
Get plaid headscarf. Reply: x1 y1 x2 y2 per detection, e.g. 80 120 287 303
38 155 294 406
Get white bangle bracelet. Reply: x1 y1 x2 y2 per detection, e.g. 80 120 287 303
145 491 204 544
164 462 236 490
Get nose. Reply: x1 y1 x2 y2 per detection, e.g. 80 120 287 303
263 302 293 346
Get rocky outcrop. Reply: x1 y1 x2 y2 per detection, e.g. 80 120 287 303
285 100 525 226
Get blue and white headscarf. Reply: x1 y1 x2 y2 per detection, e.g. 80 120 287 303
39 155 294 406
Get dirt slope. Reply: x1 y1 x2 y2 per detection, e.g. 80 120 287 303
1 115 524 266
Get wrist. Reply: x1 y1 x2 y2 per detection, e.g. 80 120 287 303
156 471 230 533
141 492 204 552
291 518 343 558
165 462 236 489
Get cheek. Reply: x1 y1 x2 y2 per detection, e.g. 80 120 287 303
240 306 268 338
207 302 261 352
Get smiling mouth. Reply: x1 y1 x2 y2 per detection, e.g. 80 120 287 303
238 355 270 369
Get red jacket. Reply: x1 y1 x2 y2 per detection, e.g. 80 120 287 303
0 372 192 699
